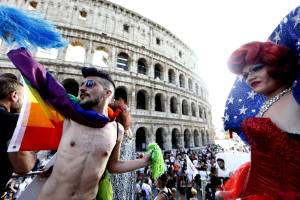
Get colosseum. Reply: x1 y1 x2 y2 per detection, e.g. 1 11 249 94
0 0 214 152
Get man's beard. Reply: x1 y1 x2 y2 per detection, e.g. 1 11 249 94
80 98 100 110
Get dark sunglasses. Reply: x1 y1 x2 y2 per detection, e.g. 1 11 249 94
81 80 96 88
242 63 265 80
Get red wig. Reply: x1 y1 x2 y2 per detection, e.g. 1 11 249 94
227 41 300 84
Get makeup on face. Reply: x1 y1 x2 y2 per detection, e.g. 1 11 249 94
242 63 265 80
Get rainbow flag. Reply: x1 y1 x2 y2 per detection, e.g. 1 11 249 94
8 79 64 152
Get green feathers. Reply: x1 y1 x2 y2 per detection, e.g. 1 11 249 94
147 143 165 180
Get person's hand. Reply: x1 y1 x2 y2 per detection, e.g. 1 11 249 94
124 128 133 138
143 153 152 166
39 166 53 178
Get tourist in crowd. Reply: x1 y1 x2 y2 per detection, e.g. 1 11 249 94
154 173 174 200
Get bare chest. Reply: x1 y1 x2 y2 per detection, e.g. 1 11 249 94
60 120 117 156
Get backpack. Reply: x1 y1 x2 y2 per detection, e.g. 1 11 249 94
160 188 175 200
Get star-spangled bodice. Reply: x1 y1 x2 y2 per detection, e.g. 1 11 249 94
241 117 300 199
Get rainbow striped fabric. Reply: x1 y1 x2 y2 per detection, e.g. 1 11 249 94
8 79 64 152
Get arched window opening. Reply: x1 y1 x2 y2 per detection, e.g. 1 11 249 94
179 74 185 88
172 129 180 149
36 48 58 59
194 130 200 147
117 52 129 71
62 79 79 97
92 47 109 67
191 102 196 117
201 130 206 146
137 58 147 75
168 69 175 84
136 90 147 110
65 41 85 63
182 100 189 115
188 79 193 91
136 127 146 151
154 64 163 80
156 128 164 150
170 97 178 114
115 87 128 104
155 94 164 112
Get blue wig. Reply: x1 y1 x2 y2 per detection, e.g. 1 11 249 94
0 5 67 49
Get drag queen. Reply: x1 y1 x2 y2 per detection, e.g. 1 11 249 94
220 41 300 199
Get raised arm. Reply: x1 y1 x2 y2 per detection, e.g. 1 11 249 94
7 47 107 128
107 123 150 173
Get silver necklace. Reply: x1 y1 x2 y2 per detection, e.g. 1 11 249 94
257 87 292 117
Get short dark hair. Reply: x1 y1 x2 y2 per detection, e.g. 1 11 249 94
158 173 169 186
217 158 224 162
0 77 22 100
0 73 18 80
81 67 115 89
227 41 300 85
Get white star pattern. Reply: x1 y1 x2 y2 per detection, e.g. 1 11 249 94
224 114 229 122
239 105 248 115
247 91 256 100
292 10 300 28
273 31 281 43
227 96 234 104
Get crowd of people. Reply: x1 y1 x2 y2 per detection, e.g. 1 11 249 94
134 144 249 200
2 4 300 200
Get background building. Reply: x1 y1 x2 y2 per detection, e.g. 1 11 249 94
0 0 214 150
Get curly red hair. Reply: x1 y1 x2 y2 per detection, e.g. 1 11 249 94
227 41 299 84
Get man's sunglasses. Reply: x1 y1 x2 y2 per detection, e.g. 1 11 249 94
81 80 97 88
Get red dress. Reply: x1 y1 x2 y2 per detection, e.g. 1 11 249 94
224 118 300 200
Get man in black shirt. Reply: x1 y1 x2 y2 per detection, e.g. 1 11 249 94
0 77 36 197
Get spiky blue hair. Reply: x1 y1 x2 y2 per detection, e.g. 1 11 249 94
0 5 67 49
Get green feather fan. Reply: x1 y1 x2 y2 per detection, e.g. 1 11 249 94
147 143 166 180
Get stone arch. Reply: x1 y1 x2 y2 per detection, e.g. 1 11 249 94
206 130 210 144
203 110 207 119
188 78 193 91
65 40 86 63
170 96 178 114
115 86 128 103
179 74 185 88
199 106 203 118
136 127 147 151
194 130 200 147
154 63 163 80
92 46 109 67
36 48 58 59
155 93 165 112
195 83 199 95
171 128 180 149
191 102 196 117
137 58 148 75
184 129 192 148
168 68 175 84
62 78 79 97
117 52 129 71
136 90 148 110
156 127 166 150
182 99 189 115
201 130 206 146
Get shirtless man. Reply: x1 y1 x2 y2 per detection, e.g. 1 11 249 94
35 67 150 200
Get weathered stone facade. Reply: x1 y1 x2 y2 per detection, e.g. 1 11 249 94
0 0 214 151
0 1 214 198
